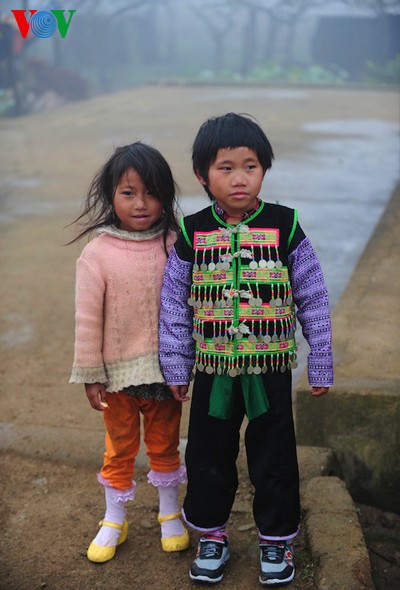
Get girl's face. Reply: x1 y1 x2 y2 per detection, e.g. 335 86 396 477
113 168 163 232
196 147 265 219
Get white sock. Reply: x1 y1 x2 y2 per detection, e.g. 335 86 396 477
158 486 186 538
92 487 127 547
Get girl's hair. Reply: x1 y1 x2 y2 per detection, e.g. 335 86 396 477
68 142 180 249
192 113 274 200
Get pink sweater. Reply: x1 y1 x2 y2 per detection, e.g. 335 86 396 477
70 225 176 392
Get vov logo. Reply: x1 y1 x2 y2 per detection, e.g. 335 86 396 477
11 9 76 39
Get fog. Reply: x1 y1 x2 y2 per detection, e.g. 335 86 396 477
1 0 399 109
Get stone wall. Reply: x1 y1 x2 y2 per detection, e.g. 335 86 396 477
296 184 400 514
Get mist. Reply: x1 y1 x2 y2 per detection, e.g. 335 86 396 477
1 0 399 114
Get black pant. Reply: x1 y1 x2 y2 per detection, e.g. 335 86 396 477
183 370 300 538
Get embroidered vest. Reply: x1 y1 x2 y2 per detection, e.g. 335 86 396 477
181 202 300 377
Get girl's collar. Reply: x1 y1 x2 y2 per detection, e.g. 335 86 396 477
97 220 164 241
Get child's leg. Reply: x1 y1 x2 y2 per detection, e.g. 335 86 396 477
142 398 188 550
91 485 132 547
245 371 300 539
183 372 245 531
88 392 140 559
100 392 141 491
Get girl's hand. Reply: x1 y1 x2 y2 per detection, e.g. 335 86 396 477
311 386 329 397
170 385 190 403
85 383 108 411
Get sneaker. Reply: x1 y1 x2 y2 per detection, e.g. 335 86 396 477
259 540 295 585
189 533 230 584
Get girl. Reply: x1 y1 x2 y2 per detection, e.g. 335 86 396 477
69 142 189 563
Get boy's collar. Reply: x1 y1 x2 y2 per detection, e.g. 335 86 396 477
213 198 261 222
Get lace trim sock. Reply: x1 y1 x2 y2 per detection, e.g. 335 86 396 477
158 485 186 538
93 486 127 547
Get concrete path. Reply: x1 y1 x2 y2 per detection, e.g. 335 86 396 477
0 84 399 589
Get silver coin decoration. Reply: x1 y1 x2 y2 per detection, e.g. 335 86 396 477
266 260 275 269
208 262 216 271
205 365 214 374
275 260 283 269
259 259 267 269
253 366 261 375
249 261 258 270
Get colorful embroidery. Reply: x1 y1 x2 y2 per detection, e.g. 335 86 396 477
187 215 298 375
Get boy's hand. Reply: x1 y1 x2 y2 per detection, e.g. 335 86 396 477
310 386 329 397
170 385 190 403
85 382 108 411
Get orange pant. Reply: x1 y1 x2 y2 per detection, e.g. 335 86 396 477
100 391 182 490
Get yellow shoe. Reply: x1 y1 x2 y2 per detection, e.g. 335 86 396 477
87 519 128 563
158 511 190 553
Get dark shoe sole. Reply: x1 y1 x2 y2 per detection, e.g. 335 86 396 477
259 569 295 585
189 557 230 584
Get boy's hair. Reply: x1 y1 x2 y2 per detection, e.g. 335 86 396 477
192 113 274 194
67 142 180 249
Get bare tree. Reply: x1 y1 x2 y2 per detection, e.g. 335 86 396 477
187 0 238 73
239 0 328 67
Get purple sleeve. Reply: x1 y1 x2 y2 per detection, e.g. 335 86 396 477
159 246 195 384
288 237 334 387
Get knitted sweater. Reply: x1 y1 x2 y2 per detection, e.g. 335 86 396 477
70 225 176 392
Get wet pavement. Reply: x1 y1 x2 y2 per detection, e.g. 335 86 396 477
0 84 399 590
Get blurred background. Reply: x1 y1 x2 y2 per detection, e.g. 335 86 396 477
1 0 399 116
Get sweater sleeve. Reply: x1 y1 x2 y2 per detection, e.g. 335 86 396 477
288 236 333 387
159 246 195 384
69 255 108 385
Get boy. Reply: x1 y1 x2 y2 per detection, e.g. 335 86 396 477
159 113 333 585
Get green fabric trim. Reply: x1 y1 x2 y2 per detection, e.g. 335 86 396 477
243 200 265 224
180 216 192 248
211 205 228 227
211 200 265 228
209 373 269 420
288 209 298 247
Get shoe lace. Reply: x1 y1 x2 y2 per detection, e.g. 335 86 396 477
199 537 224 559
261 543 285 562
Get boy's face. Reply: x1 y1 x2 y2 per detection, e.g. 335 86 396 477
196 147 265 218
